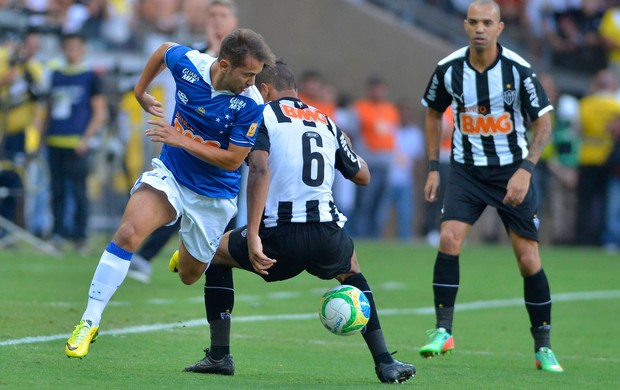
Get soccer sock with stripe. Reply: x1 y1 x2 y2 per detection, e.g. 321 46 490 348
523 268 552 351
82 242 132 326
204 264 234 360
432 252 460 334
342 273 392 365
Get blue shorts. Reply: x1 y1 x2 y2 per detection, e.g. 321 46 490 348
441 161 540 241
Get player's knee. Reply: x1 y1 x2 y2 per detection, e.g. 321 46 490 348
178 269 201 285
113 223 143 252
439 229 464 253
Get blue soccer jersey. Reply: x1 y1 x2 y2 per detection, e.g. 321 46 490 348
160 44 264 198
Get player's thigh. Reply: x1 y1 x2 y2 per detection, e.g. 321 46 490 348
496 184 539 242
114 184 176 248
440 164 487 226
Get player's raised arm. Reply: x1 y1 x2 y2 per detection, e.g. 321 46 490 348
134 42 177 118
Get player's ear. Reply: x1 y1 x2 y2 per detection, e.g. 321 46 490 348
219 58 232 73
259 82 271 101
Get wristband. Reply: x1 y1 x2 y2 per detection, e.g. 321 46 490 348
520 159 535 174
428 160 440 172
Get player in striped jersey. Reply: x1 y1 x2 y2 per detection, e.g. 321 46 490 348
175 60 415 383
65 29 275 359
418 0 563 372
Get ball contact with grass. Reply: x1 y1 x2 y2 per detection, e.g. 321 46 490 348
319 285 371 335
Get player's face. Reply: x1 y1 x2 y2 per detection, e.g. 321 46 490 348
222 55 264 94
464 3 504 52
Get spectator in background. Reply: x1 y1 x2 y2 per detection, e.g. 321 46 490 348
351 74 399 238
383 99 424 240
297 69 336 118
599 0 620 81
202 0 239 57
532 73 580 245
576 69 620 246
41 33 107 252
174 0 210 46
548 0 607 74
603 115 620 253
0 30 46 237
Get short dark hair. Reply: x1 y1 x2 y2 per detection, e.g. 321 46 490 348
256 58 297 91
60 32 86 43
218 28 275 69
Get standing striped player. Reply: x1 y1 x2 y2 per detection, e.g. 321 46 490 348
419 0 563 372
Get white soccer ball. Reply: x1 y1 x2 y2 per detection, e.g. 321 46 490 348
319 285 371 336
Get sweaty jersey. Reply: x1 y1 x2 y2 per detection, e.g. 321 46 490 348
160 44 264 198
422 44 553 167
254 97 361 228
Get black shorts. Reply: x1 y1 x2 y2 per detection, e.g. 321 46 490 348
441 161 540 241
227 222 354 282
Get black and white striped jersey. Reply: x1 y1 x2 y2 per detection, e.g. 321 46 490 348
421 44 553 166
253 97 361 228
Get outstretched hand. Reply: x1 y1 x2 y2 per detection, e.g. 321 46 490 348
136 92 164 118
145 119 184 147
247 236 276 276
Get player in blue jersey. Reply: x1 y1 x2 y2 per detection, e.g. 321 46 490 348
65 28 275 359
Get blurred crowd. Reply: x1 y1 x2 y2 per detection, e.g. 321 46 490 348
1 0 619 253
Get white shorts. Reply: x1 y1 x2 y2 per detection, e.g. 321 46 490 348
131 158 237 264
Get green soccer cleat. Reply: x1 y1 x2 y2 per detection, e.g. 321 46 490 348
66 320 99 358
535 347 564 372
169 250 179 273
419 327 454 358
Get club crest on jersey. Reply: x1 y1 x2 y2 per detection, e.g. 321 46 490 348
229 97 247 111
503 89 516 105
177 90 188 104
181 68 200 83
246 122 258 137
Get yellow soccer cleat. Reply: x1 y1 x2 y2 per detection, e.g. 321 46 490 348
66 320 99 358
169 250 179 273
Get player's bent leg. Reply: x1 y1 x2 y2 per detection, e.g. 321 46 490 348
176 243 209 285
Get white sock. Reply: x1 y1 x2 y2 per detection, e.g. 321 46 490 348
82 242 132 326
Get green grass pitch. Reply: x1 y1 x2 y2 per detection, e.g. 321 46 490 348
1 239 618 388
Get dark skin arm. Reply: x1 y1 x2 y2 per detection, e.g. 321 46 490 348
504 112 552 206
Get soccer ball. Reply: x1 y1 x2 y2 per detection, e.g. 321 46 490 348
319 285 371 336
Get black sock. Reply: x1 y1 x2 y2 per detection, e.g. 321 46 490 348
342 273 391 365
524 268 552 351
433 252 459 334
204 264 234 359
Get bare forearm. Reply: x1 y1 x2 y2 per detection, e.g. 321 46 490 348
246 159 270 236
425 108 443 161
134 42 175 97
525 114 553 163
